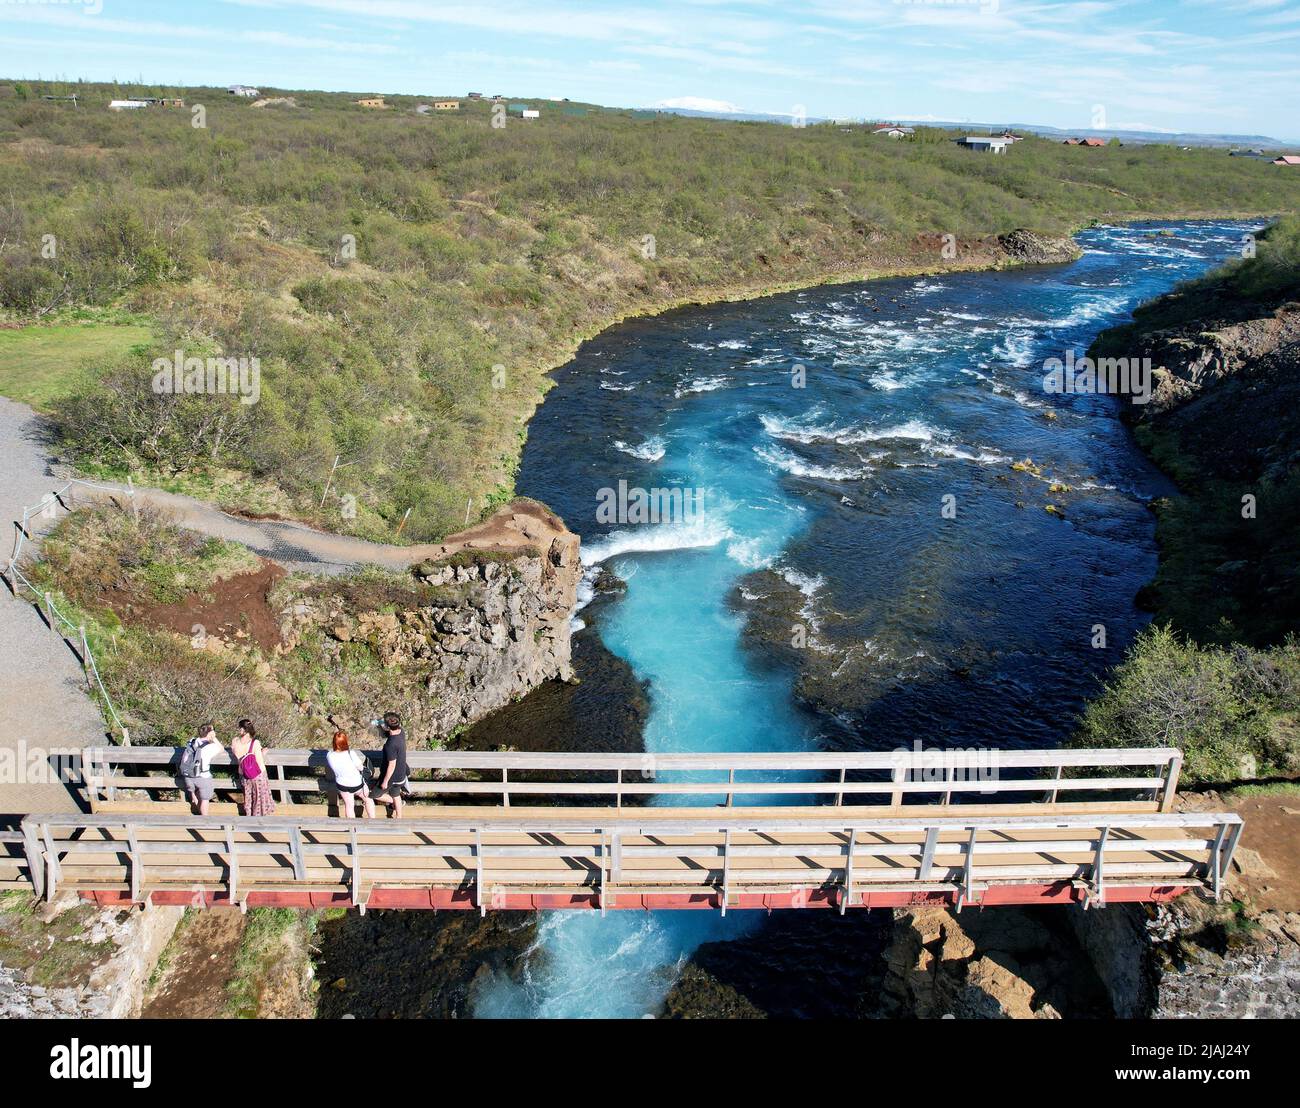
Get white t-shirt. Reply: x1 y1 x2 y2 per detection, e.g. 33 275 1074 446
190 738 220 778
327 749 365 789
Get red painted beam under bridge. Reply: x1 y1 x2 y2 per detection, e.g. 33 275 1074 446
81 883 1191 912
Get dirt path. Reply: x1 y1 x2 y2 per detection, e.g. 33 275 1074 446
1181 788 1300 912
61 473 569 576
141 909 246 1019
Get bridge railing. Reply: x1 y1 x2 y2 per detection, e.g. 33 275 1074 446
11 807 1242 914
78 745 1184 812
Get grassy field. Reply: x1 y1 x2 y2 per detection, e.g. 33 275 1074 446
2 79 1299 539
0 316 152 408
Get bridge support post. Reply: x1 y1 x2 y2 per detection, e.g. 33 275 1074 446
288 826 306 881
840 828 856 915
40 824 60 902
919 826 939 881
349 827 364 913
720 829 731 916
475 830 485 917
1208 822 1227 901
127 826 143 906
890 763 906 808
599 833 608 917
1160 753 1183 813
226 824 238 904
956 827 976 912
21 821 44 901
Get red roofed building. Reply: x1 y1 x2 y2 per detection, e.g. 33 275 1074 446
1274 155 1300 166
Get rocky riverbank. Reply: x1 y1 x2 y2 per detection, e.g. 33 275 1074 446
270 499 583 744
1088 236 1299 643
0 892 182 1019
1074 219 1300 1017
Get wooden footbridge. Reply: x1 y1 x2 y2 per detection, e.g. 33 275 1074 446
0 746 1241 915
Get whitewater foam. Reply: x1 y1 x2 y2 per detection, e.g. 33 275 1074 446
613 437 667 462
581 514 734 566
754 443 866 481
674 375 730 398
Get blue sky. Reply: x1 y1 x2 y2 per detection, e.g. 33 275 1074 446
2 0 1298 140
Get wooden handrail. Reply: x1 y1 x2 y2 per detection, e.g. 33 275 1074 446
75 745 1185 811
15 809 1244 914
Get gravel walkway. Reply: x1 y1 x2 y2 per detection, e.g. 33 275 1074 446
0 399 110 816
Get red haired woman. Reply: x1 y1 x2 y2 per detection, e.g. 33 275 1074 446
327 731 374 819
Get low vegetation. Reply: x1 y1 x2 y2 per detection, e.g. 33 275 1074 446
26 503 306 746
224 908 318 1019
37 501 259 605
2 80 1298 539
0 891 116 990
1076 626 1299 784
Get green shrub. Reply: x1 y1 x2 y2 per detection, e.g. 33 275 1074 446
1075 625 1300 783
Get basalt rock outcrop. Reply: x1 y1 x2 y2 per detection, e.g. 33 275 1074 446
997 229 1081 266
1087 238 1299 641
1091 289 1300 482
274 500 582 743
874 906 1110 1019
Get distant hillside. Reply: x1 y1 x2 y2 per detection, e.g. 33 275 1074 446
653 107 1292 149
2 79 1299 540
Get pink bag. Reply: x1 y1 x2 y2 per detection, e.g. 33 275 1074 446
239 742 262 780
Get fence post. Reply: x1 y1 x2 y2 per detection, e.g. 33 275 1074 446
126 476 139 523
1160 752 1183 812
79 624 92 690
22 821 45 900
275 762 292 807
890 762 907 808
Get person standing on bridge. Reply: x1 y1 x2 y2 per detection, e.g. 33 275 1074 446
180 723 223 816
328 730 375 819
232 719 276 817
372 712 409 819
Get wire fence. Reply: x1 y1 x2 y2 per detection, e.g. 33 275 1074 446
4 476 138 745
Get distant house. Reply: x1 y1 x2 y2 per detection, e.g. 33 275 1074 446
955 136 1011 154
433 100 459 111
108 100 149 111
355 97 387 109
141 97 184 108
467 92 484 100
228 85 260 98
1066 137 1106 147
872 124 914 138
1229 148 1265 158
995 130 1023 142
521 109 540 120
1274 155 1300 166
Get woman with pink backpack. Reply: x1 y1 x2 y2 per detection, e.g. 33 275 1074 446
231 719 276 817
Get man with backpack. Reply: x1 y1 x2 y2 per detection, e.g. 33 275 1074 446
372 711 410 818
179 723 223 815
